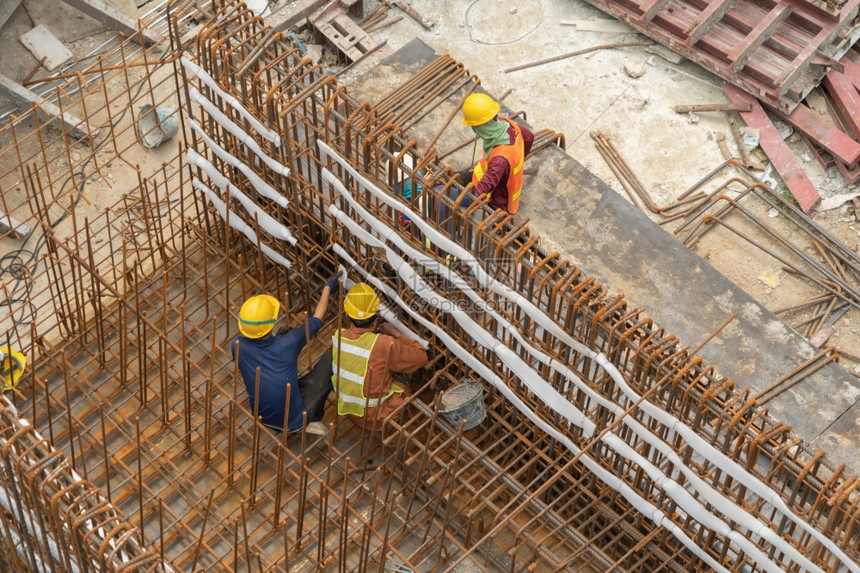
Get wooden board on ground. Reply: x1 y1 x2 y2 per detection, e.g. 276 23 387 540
19 25 73 71
59 0 161 46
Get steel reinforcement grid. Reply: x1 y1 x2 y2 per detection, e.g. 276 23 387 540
0 1 858 571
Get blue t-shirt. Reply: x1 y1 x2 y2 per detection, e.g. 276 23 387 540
231 317 322 430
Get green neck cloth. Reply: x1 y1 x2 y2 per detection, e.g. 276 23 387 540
472 118 510 156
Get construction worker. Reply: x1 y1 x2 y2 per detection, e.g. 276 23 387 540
232 275 341 435
457 93 534 214
332 283 428 431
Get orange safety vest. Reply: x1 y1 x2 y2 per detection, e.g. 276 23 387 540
471 118 525 214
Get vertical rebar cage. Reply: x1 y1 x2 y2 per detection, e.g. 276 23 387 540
0 1 857 571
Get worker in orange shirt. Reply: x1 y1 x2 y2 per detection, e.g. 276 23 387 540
331 283 428 431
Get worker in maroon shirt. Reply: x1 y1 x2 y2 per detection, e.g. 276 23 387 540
456 93 534 214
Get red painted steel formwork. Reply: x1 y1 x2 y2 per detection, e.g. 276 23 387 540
581 0 860 112
724 83 822 210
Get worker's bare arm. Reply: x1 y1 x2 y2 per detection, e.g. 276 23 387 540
312 270 343 321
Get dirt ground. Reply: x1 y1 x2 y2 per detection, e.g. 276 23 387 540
0 0 857 375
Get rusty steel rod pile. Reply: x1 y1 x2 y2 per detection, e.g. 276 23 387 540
673 176 860 342
594 130 860 351
0 1 858 572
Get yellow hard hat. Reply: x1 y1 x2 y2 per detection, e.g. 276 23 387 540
461 93 500 126
238 294 280 339
0 347 25 391
344 283 379 320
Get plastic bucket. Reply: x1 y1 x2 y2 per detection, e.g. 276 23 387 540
440 381 485 430
136 104 178 148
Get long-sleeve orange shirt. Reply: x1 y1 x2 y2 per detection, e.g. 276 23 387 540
336 322 428 430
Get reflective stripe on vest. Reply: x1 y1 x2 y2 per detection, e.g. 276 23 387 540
331 330 402 416
471 118 525 214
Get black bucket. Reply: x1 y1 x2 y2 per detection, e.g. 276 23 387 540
440 381 485 430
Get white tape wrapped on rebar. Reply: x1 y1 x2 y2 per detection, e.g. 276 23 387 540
181 57 281 147
328 173 820 567
189 87 289 177
324 171 813 573
0 395 175 572
318 141 858 573
188 119 289 209
329 192 825 571
186 149 296 245
325 200 730 573
330 195 595 428
192 178 291 269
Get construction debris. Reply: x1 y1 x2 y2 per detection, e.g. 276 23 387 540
310 3 378 63
673 103 752 113
560 19 634 33
59 0 161 45
504 40 653 73
579 0 860 112
0 73 97 139
724 83 822 212
675 179 860 314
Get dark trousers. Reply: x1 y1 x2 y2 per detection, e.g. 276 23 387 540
298 358 333 423
436 179 475 241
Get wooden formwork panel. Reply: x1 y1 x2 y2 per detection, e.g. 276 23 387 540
580 0 860 111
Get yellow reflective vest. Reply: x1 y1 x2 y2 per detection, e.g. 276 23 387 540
331 330 404 416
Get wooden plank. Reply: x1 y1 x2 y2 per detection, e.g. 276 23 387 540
768 98 860 167
579 0 860 111
310 7 378 62
728 3 793 73
811 52 843 73
59 0 161 46
777 25 839 96
0 211 31 239
817 91 860 183
823 71 860 139
273 0 332 32
724 83 821 212
839 53 860 90
19 25 74 71
686 0 737 46
0 0 22 30
388 1 433 30
0 73 97 140
639 0 672 21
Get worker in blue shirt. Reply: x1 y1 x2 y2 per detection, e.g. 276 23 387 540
232 274 341 435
